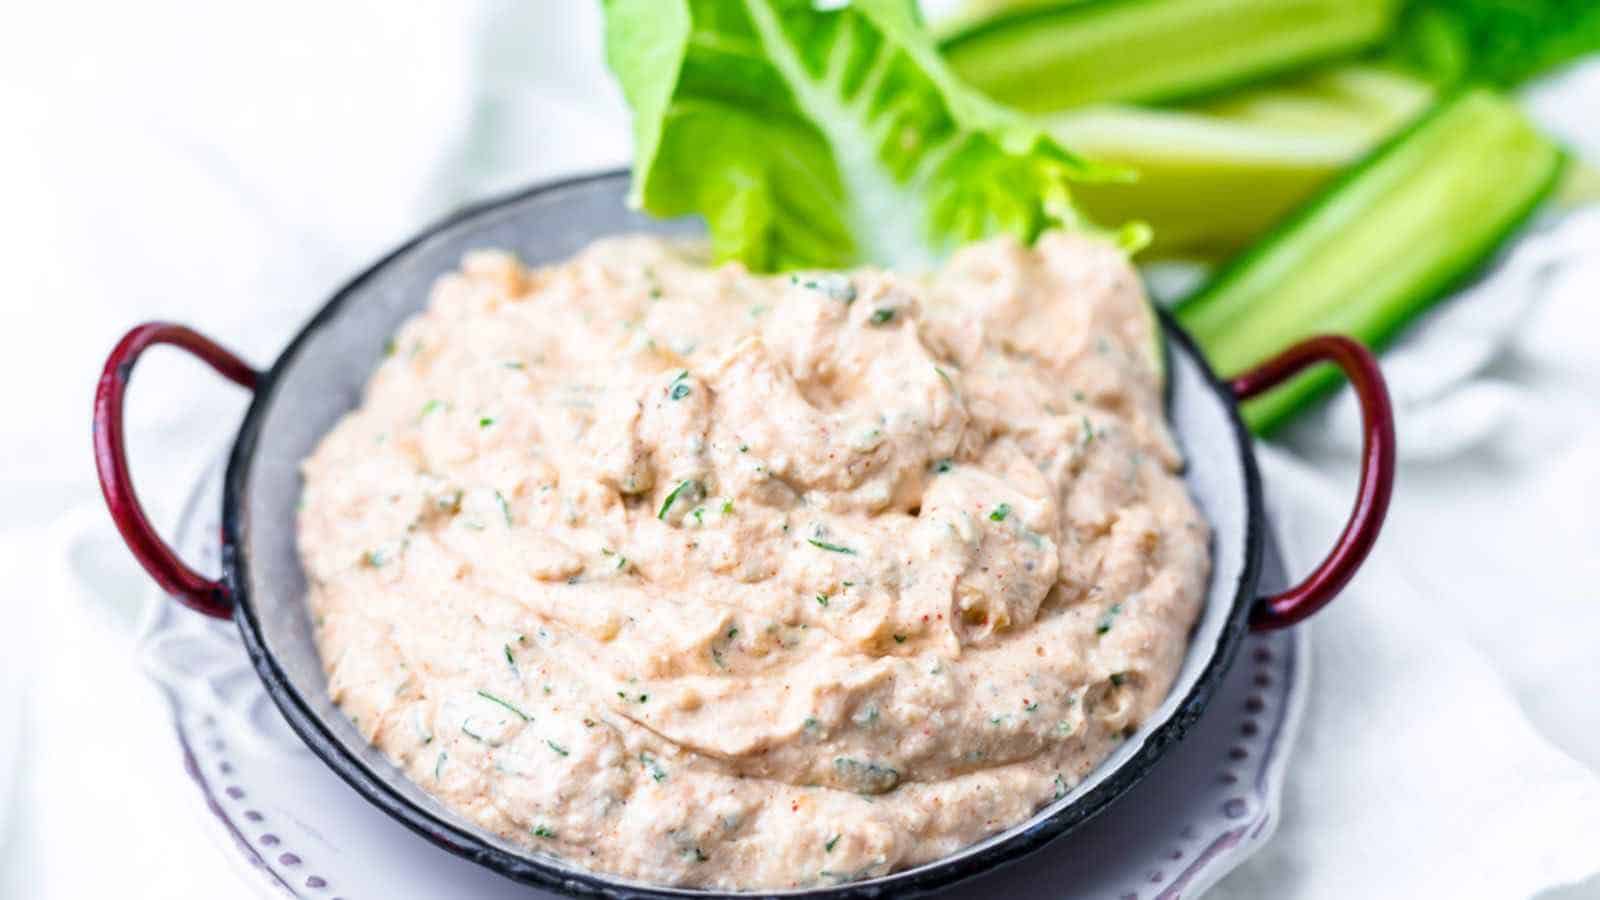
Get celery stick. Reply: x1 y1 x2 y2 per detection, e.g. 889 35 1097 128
1050 108 1368 258
1049 64 1434 258
1184 62 1434 134
1175 89 1566 434
939 0 1400 111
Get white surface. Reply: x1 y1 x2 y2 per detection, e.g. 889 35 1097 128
3 3 1598 898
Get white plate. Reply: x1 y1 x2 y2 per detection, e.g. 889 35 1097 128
141 455 1308 899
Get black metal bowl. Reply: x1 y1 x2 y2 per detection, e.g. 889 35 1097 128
94 169 1394 898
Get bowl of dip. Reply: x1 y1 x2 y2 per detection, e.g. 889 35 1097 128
94 170 1393 897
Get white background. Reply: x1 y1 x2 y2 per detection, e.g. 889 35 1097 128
3 3 1598 898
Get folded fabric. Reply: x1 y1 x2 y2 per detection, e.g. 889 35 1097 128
1213 63 1600 895
1208 448 1600 899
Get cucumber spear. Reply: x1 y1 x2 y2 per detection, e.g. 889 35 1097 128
1175 89 1566 434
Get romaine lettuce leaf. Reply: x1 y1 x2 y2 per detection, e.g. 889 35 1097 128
602 0 1123 272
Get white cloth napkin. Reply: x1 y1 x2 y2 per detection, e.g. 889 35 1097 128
1210 64 1600 896
4 3 1598 897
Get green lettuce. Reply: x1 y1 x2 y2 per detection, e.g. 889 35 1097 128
602 0 1125 272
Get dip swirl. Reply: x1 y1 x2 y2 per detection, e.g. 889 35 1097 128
298 232 1209 890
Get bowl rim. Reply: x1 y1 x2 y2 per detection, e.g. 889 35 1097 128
220 168 1265 899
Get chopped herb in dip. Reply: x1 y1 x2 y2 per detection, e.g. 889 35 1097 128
658 479 703 520
476 689 531 722
640 752 667 783
1096 602 1124 635
669 370 692 400
790 272 856 303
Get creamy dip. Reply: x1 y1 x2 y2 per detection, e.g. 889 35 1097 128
297 232 1210 890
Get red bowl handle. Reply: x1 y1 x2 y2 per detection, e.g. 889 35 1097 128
93 323 259 619
1230 335 1396 631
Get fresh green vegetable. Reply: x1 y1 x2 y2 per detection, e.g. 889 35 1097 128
941 0 1600 108
1176 89 1566 433
1187 61 1435 130
938 0 1399 110
1391 0 1600 87
602 0 1124 272
1049 63 1435 258
936 0 1598 259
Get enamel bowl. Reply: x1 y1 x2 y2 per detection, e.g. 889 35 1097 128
94 170 1393 898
